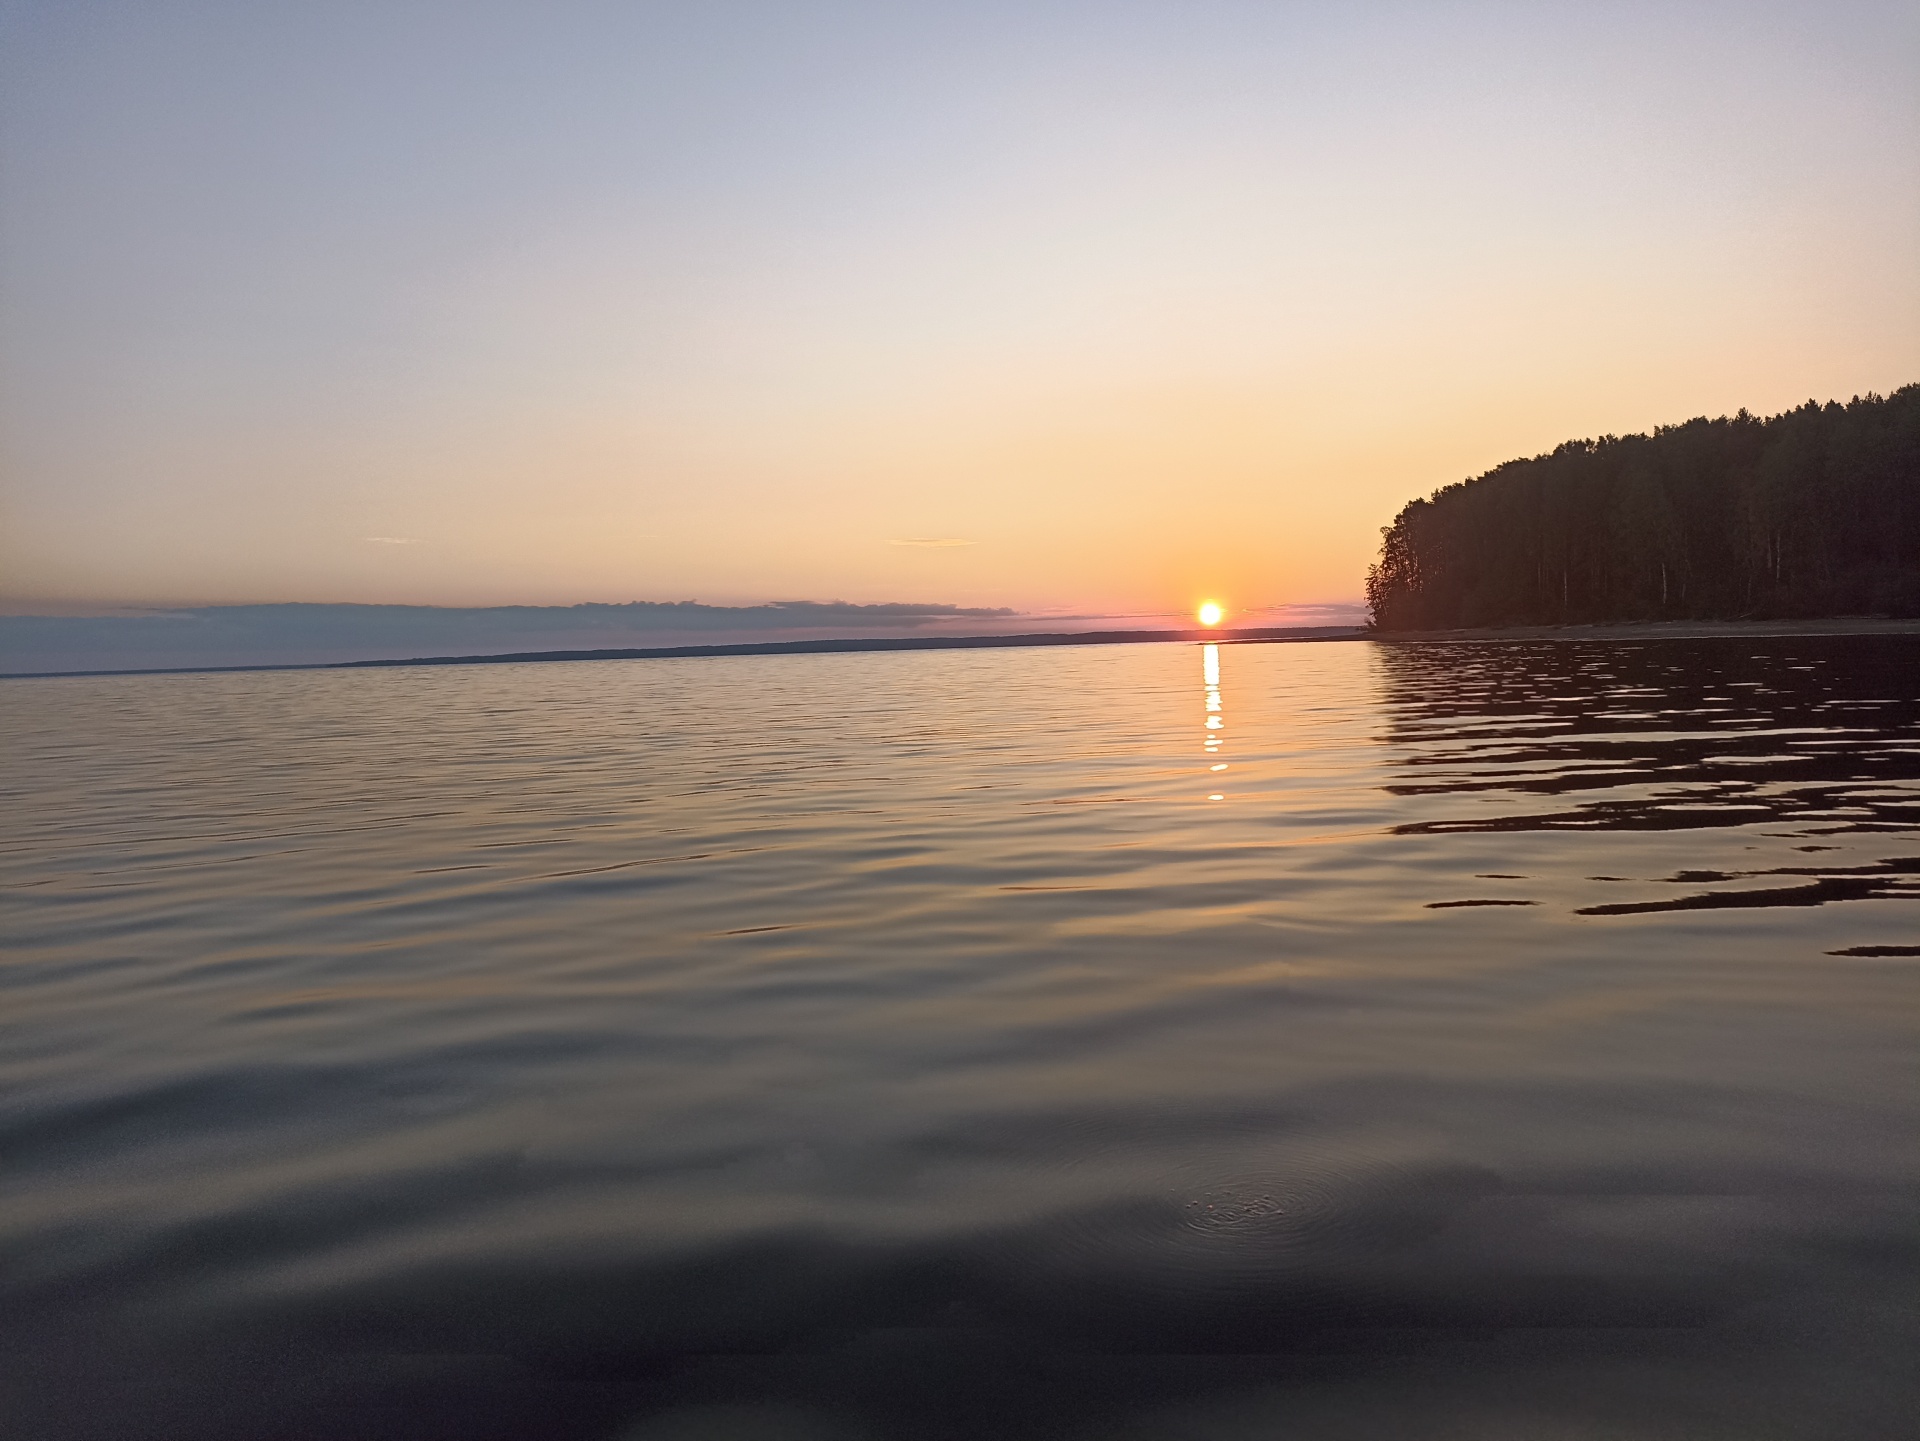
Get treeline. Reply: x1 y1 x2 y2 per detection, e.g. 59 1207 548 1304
1366 385 1920 629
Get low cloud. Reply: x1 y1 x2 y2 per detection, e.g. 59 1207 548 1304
1257 601 1368 623
363 536 422 545
887 538 974 548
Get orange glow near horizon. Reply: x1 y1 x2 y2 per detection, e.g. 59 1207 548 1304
1 8 1913 615
1197 601 1224 627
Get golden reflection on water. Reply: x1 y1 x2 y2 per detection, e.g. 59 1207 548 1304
1203 642 1225 797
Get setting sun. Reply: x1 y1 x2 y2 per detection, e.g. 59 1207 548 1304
1197 601 1224 627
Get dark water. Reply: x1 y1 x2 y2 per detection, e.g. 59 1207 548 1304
4 637 1918 1440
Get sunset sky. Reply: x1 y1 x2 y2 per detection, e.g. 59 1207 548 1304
3 0 1916 621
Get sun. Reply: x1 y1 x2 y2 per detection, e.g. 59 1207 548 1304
1197 601 1224 627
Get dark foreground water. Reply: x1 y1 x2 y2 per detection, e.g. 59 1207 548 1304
4 637 1918 1440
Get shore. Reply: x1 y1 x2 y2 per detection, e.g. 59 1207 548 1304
2 625 1366 679
1367 616 1920 644
12 616 1920 679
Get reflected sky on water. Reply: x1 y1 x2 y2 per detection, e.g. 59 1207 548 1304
3 636 1917 1439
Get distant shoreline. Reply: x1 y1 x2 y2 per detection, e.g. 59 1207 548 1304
9 615 1919 680
0 625 1366 680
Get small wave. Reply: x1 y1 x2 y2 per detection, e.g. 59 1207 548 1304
1579 877 1878 915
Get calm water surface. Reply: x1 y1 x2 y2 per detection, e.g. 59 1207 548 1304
4 637 1918 1439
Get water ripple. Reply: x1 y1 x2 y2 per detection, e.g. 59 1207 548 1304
2 637 1918 1436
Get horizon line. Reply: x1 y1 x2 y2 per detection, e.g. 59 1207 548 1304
0 624 1368 681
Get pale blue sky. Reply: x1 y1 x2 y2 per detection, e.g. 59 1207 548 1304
4 1 1916 613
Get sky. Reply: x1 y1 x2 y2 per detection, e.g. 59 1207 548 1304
3 0 1917 624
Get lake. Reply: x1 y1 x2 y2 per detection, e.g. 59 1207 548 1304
4 636 1917 1440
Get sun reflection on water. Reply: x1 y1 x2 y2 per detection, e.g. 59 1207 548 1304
1202 642 1225 796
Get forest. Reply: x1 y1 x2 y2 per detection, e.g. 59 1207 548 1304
1365 385 1920 629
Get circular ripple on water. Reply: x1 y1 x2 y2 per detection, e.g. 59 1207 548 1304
1173 1167 1346 1257
991 1134 1462 1322
1146 1147 1433 1295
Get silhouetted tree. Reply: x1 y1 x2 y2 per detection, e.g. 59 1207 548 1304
1367 386 1920 629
